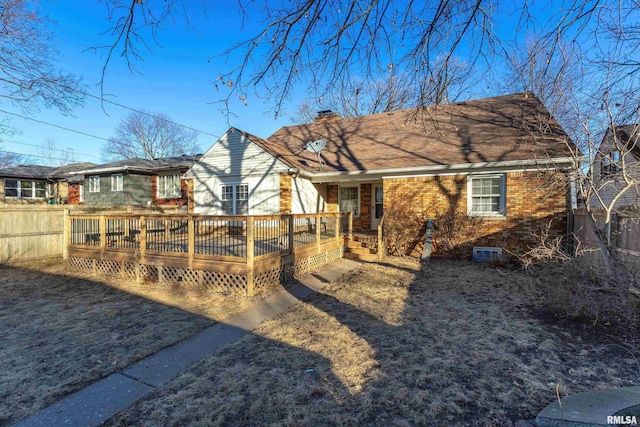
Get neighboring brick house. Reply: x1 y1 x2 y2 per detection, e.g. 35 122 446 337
589 124 640 210
68 156 200 207
0 163 95 205
186 92 578 256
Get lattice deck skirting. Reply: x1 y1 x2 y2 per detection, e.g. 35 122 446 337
68 246 344 296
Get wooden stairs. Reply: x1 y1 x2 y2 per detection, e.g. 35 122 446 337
344 234 380 262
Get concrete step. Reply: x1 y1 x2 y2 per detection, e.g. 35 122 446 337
344 251 379 262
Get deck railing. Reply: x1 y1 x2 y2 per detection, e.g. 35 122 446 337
66 212 352 295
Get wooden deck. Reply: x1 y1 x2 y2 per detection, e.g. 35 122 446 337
66 212 353 296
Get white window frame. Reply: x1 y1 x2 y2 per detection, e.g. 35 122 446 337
220 183 249 215
601 151 621 176
79 184 85 203
157 174 182 199
4 179 48 199
88 176 100 193
111 173 123 192
467 174 506 217
338 185 360 216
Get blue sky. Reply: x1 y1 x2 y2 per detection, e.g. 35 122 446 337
1 1 307 165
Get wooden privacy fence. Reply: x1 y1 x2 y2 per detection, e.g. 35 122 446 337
571 210 640 264
66 212 353 296
0 206 66 263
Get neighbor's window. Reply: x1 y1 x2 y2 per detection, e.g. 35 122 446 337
339 186 359 215
4 179 48 198
221 184 249 215
601 151 621 176
88 176 100 192
158 174 181 198
79 184 85 203
468 175 506 216
111 173 123 191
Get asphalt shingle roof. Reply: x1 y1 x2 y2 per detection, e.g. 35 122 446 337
1 162 96 179
258 92 576 173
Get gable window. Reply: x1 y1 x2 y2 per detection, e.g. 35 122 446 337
221 184 249 215
601 151 621 176
468 175 506 216
339 186 359 215
88 176 100 192
4 179 47 198
158 174 182 199
111 173 123 191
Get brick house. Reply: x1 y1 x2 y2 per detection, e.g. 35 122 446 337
186 92 578 257
0 163 95 205
68 156 200 208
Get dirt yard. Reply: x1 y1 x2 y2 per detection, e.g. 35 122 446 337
0 261 256 427
105 258 639 426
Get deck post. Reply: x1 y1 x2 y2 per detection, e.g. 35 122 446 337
63 208 70 260
99 215 106 252
187 215 195 269
316 214 321 252
246 216 255 297
139 216 147 264
348 212 353 243
288 214 294 254
335 213 340 246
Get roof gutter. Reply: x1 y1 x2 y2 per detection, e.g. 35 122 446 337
69 166 154 175
308 156 582 182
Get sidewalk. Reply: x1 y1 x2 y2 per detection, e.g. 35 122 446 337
14 258 362 427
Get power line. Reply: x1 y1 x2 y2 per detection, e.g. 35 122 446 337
0 149 78 164
0 138 102 160
0 109 113 143
53 82 221 139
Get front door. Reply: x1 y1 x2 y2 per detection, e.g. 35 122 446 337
371 184 383 230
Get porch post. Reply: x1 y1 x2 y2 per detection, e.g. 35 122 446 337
246 216 255 297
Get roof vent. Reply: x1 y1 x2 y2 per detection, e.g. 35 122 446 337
315 110 341 123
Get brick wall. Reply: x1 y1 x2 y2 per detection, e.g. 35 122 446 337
383 170 570 256
68 183 82 205
187 179 195 213
152 175 189 206
326 183 373 230
280 173 292 214
327 185 338 213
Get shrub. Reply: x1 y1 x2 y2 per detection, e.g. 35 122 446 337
432 210 487 259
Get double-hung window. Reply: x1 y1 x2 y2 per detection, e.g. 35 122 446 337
88 176 100 192
221 184 249 215
158 174 182 198
601 151 621 176
339 186 359 215
468 175 506 216
111 174 123 191
4 179 47 198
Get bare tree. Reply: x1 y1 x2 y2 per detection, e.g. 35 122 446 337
36 137 74 166
0 149 23 168
290 74 417 123
102 110 200 160
0 0 84 116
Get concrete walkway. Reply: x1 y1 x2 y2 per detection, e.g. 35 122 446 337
14 258 361 427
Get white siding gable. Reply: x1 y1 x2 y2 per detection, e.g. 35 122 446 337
188 128 289 179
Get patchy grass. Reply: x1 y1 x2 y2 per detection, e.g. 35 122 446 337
0 261 256 426
107 258 639 426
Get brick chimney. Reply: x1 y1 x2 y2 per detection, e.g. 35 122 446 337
315 110 341 123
